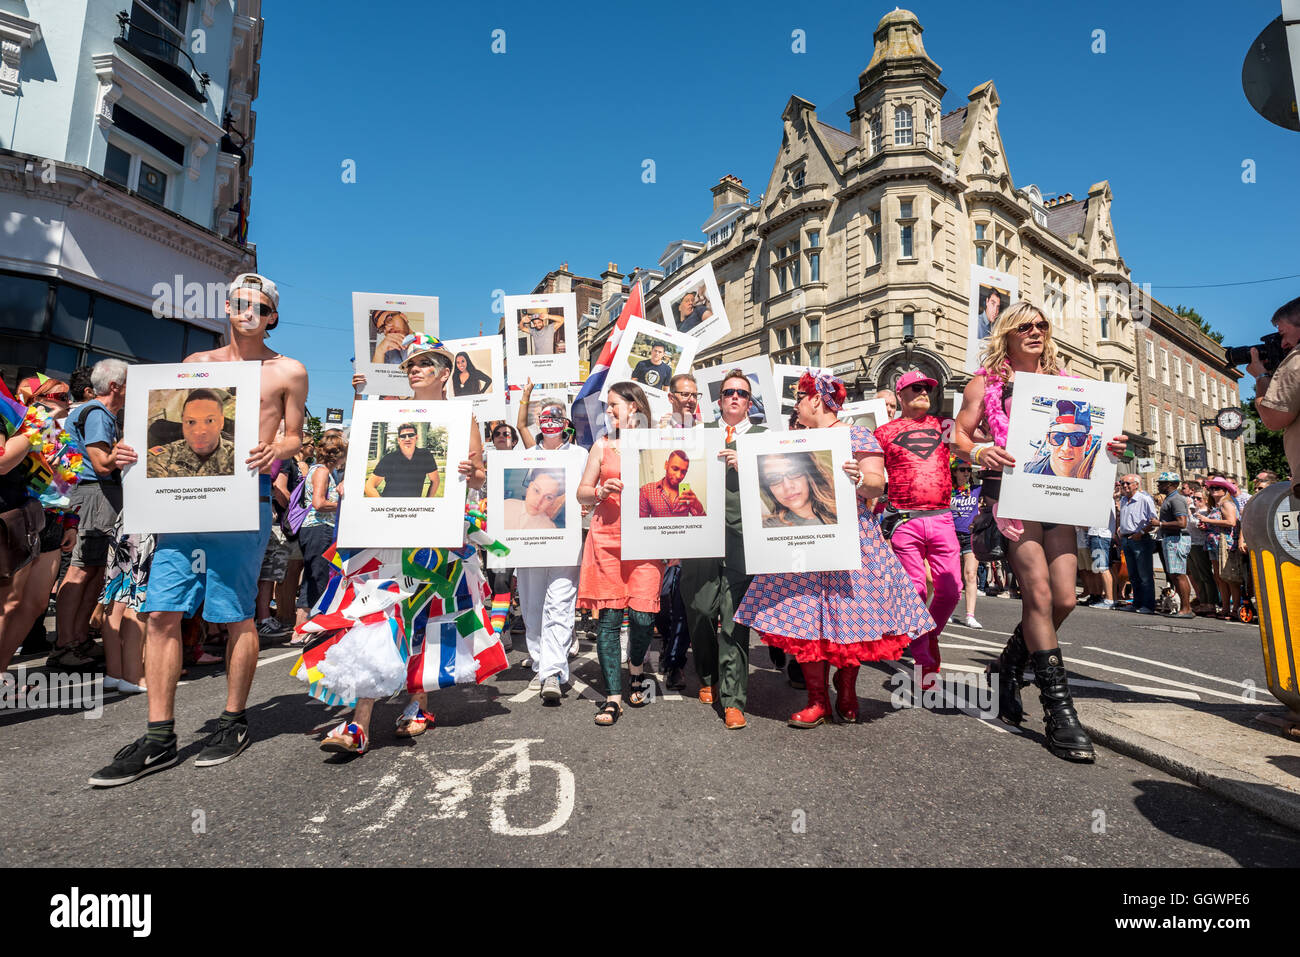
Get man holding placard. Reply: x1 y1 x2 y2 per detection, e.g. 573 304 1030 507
91 273 309 787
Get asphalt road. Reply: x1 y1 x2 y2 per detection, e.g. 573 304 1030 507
2 598 1296 868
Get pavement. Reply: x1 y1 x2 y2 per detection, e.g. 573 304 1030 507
3 595 1300 867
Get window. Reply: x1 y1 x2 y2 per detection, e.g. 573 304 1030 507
1200 372 1208 405
52 285 90 342
91 296 184 362
1043 268 1067 325
128 0 187 65
1145 340 1155 378
867 207 882 265
807 230 820 247
975 223 986 240
808 250 819 282
1219 381 1228 409
1098 297 1110 339
792 168 805 189
894 105 913 146
707 222 734 249
1178 417 1187 444
103 138 173 209
902 310 915 338
975 247 985 267
806 344 821 366
137 160 168 205
869 114 882 155
104 143 132 188
1161 349 1169 386
1103 368 1112 382
1185 362 1194 392
1174 357 1183 393
776 327 788 350
807 318 821 340
900 200 913 218
1164 410 1174 447
924 111 933 143
898 200 915 260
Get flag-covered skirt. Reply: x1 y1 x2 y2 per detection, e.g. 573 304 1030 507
290 517 510 708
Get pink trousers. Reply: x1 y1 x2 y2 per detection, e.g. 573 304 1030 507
888 511 962 672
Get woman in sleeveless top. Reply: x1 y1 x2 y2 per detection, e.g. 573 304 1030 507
952 302 1128 763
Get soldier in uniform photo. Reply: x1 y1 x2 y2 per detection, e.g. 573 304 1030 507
146 389 236 478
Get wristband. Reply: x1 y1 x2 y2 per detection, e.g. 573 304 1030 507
856 469 868 489
972 443 992 467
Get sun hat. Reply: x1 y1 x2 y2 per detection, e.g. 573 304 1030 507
1205 476 1239 496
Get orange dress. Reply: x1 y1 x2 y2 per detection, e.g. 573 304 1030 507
578 438 663 614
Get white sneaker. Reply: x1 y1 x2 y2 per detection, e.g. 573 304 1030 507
527 675 543 691
115 679 146 694
964 615 984 629
541 676 561 702
102 676 120 691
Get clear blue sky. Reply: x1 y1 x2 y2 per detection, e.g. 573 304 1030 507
248 0 1300 418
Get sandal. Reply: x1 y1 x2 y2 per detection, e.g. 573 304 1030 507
594 700 623 727
395 700 434 737
628 671 652 707
320 721 368 755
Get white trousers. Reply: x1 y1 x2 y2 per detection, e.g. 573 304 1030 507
515 565 579 683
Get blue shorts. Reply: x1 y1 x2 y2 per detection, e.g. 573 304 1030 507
141 475 273 623
1160 535 1191 576
1086 535 1112 573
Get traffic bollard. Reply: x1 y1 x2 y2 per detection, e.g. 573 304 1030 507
1243 481 1300 728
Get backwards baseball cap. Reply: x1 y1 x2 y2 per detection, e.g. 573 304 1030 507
1051 399 1092 431
895 369 938 392
229 272 279 310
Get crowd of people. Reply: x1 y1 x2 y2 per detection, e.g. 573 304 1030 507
0 274 1285 788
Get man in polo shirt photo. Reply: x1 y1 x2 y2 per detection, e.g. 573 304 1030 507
365 423 441 498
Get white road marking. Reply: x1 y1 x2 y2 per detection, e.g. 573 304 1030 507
1067 678 1201 701
258 650 301 667
885 662 1020 734
1080 646 1242 688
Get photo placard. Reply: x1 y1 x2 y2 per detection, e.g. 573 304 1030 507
838 398 891 431
736 427 862 574
503 293 577 385
121 361 262 533
602 317 699 403
772 363 833 419
997 372 1128 527
965 266 1018 374
695 360 780 428
337 400 473 548
352 291 440 396
658 262 732 350
442 334 505 422
486 447 585 569
619 427 725 560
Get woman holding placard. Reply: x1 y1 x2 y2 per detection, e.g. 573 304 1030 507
735 372 934 729
953 302 1128 763
576 382 662 726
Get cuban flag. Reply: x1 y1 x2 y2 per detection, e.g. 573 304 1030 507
570 277 644 447
406 608 508 692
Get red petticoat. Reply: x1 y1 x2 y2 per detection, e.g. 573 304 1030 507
758 630 913 668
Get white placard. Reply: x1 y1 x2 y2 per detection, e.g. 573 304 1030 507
337 400 473 548
658 262 732 350
603 317 700 402
695 360 780 428
839 398 890 431
997 372 1128 527
737 427 862 574
352 291 440 396
121 361 262 533
772 363 833 420
503 293 578 386
487 447 584 569
965 266 1018 374
442 334 505 421
619 427 725 560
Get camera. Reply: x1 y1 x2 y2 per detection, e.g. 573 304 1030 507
1225 332 1287 374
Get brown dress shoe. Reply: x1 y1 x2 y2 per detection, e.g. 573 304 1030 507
724 707 746 729
698 685 716 704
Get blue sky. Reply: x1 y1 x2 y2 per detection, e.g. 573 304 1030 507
248 0 1300 417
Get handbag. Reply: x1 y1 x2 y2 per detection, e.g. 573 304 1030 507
0 497 45 581
971 509 1006 563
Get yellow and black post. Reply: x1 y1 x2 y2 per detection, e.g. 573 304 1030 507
1243 481 1300 731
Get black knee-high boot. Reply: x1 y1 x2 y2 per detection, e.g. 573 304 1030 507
1030 648 1095 763
986 623 1028 725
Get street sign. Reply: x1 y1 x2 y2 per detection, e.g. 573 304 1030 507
1137 457 1156 475
1242 13 1300 131
1180 444 1208 470
325 408 344 424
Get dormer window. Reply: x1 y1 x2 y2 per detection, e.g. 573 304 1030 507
792 167 805 189
894 105 913 146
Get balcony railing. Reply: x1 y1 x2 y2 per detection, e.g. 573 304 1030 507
115 9 209 103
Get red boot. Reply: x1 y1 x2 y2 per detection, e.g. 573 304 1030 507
832 665 860 722
789 661 832 728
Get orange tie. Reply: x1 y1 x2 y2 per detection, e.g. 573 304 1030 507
725 425 735 444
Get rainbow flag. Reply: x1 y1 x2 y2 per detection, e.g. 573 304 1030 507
0 378 26 435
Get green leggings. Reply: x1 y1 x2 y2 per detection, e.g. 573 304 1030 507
596 607 655 697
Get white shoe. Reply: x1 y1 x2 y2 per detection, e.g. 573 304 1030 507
102 676 120 691
964 615 984 629
527 675 543 691
115 679 146 694
541 676 561 702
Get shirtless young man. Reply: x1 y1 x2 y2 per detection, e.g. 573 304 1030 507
90 273 309 787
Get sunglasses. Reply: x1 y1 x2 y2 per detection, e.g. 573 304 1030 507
1047 430 1089 448
1015 319 1051 335
763 470 805 487
720 388 751 399
492 429 513 438
796 391 816 403
904 383 932 395
231 297 274 317
398 432 417 439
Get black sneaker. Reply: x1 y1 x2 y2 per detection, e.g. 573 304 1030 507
194 720 251 767
88 735 178 787
666 666 687 691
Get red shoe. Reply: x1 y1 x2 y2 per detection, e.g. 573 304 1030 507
832 665 860 722
789 661 832 728
723 707 746 729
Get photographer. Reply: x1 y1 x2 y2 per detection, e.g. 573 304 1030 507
1248 296 1300 493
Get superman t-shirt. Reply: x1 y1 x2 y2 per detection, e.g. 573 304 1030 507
873 414 951 510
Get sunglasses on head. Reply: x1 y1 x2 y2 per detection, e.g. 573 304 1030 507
1015 319 1051 335
720 387 751 399
231 297 273 317
1047 430 1089 448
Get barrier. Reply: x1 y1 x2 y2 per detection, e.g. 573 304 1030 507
1242 481 1300 732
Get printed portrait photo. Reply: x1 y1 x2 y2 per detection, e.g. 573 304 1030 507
145 387 237 479
778 370 805 415
1021 398 1103 481
638 448 707 519
625 334 683 392
502 467 567 530
975 285 1011 345
369 309 430 366
757 450 838 528
364 421 448 499
706 373 767 425
516 306 567 356
672 282 712 334
449 346 494 397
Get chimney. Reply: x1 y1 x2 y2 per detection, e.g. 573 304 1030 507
1063 192 1073 203
711 174 748 211
600 262 623 307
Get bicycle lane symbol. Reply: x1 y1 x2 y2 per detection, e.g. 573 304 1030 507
303 738 575 838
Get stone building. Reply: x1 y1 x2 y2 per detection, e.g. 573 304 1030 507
0 0 263 386
1137 297 1247 488
640 8 1143 437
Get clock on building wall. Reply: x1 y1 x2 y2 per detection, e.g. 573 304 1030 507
1215 407 1246 440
